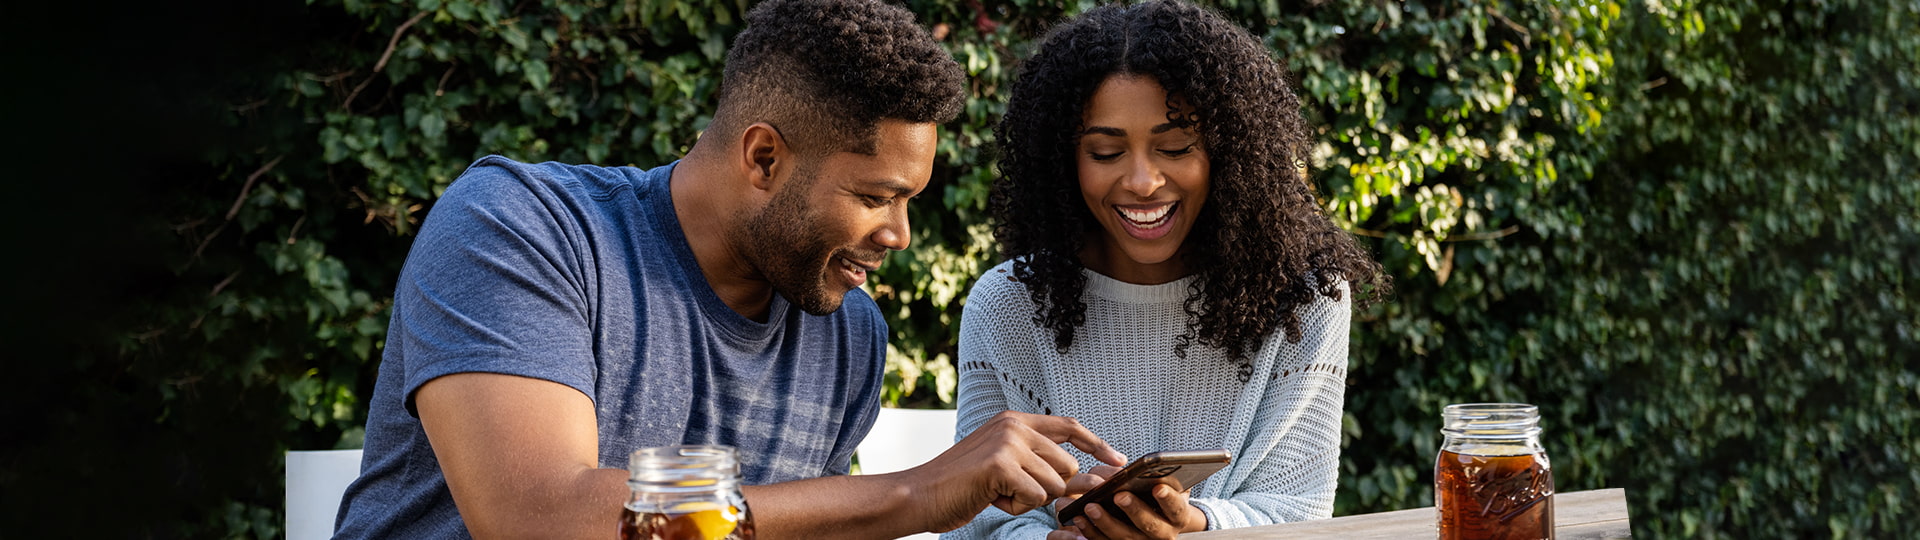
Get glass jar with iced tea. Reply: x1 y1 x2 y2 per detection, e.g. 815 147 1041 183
621 445 755 540
1435 403 1555 540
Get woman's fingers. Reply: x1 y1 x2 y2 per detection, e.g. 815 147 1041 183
1111 492 1179 539
1085 500 1155 540
1049 525 1091 540
1062 471 1109 496
1074 509 1116 540
1150 484 1206 533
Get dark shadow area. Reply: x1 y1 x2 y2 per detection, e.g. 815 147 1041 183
1 1 319 536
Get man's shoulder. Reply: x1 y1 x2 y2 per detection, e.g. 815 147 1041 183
447 155 666 205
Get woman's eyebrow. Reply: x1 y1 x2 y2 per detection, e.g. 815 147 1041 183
1081 122 1189 138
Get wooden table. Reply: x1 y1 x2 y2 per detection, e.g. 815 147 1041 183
1186 488 1631 539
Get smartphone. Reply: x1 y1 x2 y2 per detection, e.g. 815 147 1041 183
1055 449 1232 527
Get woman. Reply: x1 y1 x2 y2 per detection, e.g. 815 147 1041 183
947 1 1387 538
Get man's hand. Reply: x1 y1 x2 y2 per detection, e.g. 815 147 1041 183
892 411 1126 533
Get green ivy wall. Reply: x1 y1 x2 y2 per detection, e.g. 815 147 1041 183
5 0 1912 537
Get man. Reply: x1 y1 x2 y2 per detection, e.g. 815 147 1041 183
332 0 1124 538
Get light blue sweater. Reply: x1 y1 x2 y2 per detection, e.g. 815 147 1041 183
945 261 1351 538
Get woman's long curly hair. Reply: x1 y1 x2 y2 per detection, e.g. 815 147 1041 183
991 0 1387 379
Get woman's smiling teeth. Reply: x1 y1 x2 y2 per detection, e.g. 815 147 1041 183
1117 203 1177 229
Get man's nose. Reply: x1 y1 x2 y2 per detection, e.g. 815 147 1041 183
872 202 910 252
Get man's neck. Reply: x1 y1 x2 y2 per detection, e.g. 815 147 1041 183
668 153 777 322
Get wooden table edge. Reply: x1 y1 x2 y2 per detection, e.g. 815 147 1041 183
1185 488 1630 539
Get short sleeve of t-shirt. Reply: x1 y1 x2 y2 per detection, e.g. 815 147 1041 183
390 158 600 412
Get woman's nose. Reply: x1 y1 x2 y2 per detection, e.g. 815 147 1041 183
1120 155 1165 197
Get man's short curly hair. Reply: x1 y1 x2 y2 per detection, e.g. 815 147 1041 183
711 0 965 157
992 0 1388 380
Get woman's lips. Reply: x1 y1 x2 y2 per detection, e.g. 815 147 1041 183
1114 202 1177 240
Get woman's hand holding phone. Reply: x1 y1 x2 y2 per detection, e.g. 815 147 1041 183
1052 464 1124 515
1048 466 1208 540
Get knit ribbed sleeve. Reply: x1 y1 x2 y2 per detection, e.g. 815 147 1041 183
942 259 1350 539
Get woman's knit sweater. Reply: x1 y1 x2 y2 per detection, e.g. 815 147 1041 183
943 260 1351 539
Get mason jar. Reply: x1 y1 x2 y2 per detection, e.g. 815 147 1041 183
1435 403 1555 540
620 445 755 540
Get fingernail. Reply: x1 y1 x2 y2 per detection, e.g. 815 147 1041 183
1087 505 1103 519
1116 493 1132 507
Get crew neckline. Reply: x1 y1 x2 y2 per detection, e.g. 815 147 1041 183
1080 268 1197 305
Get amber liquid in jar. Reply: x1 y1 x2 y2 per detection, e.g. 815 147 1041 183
1436 450 1554 540
623 445 754 540
618 505 755 540
1435 403 1555 540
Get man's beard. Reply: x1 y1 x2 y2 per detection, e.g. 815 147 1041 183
735 171 878 316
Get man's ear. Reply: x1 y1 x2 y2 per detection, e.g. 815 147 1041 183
739 122 787 193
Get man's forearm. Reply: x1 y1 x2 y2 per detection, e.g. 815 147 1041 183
743 473 922 540
465 467 926 540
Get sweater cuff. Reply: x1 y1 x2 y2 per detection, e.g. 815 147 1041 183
1188 498 1228 531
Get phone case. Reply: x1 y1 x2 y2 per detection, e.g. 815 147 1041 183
1055 449 1232 527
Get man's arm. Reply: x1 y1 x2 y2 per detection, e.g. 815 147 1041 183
747 411 1126 539
419 373 1124 540
417 373 626 539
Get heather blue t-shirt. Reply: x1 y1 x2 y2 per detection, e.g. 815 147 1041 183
334 156 887 539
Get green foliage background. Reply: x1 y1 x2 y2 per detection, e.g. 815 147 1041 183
5 0 1913 538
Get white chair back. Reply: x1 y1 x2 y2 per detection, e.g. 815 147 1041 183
855 407 959 476
285 449 364 540
856 408 958 540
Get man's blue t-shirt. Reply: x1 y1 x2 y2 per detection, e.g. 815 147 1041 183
334 156 887 538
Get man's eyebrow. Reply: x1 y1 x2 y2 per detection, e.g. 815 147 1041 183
859 177 918 197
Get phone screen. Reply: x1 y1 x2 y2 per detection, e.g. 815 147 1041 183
1055 449 1231 527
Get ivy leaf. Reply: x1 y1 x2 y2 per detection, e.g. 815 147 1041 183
522 58 551 92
